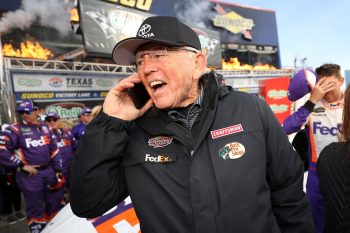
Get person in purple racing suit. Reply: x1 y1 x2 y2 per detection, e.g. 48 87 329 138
45 112 75 189
71 107 92 149
283 64 344 233
0 100 64 233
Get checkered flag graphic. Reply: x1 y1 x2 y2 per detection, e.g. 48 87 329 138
86 11 117 39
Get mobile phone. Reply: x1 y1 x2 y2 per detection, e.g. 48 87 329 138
128 83 150 109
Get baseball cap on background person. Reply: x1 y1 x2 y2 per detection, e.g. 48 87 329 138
112 16 202 66
288 69 318 101
17 100 39 112
79 107 92 116
45 112 60 121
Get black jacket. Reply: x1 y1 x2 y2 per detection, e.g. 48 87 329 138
317 142 350 233
70 71 314 233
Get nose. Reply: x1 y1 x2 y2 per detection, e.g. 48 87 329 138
142 56 158 74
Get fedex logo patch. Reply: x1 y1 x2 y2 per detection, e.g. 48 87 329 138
211 124 243 139
313 122 341 136
25 136 50 148
145 154 172 163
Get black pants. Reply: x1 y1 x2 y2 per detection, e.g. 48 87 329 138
0 172 21 214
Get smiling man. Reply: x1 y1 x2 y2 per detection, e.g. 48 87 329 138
70 16 314 233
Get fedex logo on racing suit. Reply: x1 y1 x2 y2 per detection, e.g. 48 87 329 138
313 122 341 136
25 136 50 148
57 139 71 148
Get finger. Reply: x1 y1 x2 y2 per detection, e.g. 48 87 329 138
316 78 327 86
139 99 153 116
321 81 334 87
128 73 142 83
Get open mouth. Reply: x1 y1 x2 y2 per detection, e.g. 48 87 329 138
150 80 167 91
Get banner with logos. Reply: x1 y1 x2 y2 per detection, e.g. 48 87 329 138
101 0 279 47
10 71 128 121
259 77 291 124
79 0 222 68
12 73 120 92
79 0 153 58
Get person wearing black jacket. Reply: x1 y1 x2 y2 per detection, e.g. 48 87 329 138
69 16 314 233
317 84 350 233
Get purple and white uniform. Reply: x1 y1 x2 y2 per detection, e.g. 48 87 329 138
283 98 343 233
0 121 64 232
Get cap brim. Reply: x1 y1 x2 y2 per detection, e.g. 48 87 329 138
17 108 33 112
112 37 186 66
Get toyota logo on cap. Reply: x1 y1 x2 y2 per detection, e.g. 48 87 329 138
138 24 151 36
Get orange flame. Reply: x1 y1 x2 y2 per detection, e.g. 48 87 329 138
222 57 276 70
2 40 54 60
70 8 79 22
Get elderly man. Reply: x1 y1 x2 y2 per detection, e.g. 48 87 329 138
70 16 314 233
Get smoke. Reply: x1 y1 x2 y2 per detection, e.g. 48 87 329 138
0 0 71 35
174 0 211 28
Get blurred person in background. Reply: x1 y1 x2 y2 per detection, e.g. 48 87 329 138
0 100 63 233
91 105 102 119
45 112 75 191
0 122 26 225
71 107 92 147
317 84 350 233
70 16 314 233
283 64 344 233
60 120 74 131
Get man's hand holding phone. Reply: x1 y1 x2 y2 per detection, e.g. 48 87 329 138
103 74 152 121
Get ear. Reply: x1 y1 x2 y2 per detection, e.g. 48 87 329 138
192 53 207 80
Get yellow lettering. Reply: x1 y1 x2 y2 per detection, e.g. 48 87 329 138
120 0 136 7
136 0 152 11
105 0 118 2
20 93 54 99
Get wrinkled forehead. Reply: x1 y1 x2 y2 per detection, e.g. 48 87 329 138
136 42 169 53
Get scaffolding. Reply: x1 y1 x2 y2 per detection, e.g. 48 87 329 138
0 57 294 124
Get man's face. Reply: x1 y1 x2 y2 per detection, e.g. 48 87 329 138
81 114 92 124
46 117 60 129
19 110 39 124
319 74 344 102
136 43 205 109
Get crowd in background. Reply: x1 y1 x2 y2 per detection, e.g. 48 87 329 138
0 65 349 233
0 102 102 232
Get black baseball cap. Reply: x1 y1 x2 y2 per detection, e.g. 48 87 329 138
112 16 202 66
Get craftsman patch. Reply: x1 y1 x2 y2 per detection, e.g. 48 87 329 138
211 124 243 139
219 142 245 160
148 136 173 148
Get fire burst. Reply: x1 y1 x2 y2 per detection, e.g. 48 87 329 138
222 57 276 70
2 40 54 60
